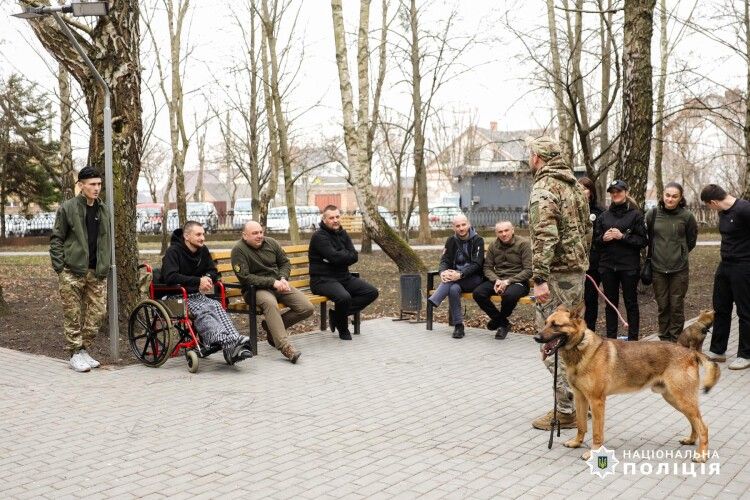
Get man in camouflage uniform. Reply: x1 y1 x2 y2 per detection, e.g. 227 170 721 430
526 136 592 430
50 167 112 372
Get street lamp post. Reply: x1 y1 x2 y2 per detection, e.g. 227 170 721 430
14 2 119 360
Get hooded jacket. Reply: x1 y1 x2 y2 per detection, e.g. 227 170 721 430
595 201 648 272
161 228 220 293
528 156 591 282
49 194 111 279
438 227 485 278
309 221 358 281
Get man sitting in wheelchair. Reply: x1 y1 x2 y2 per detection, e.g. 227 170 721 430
161 220 253 364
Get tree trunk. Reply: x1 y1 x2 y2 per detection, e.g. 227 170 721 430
410 0 432 244
249 1 261 221
25 0 143 325
0 284 8 316
545 0 575 167
744 0 750 200
652 0 668 200
57 64 75 199
597 0 614 189
616 0 656 208
261 0 299 243
194 125 206 202
260 27 279 228
330 0 426 273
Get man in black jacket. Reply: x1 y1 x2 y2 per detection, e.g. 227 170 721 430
162 221 252 363
428 214 485 339
309 205 378 340
701 184 750 370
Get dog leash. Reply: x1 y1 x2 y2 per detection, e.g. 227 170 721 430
547 273 629 449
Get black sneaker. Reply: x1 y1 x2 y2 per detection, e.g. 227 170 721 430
261 320 275 348
487 318 501 330
495 325 509 340
452 324 465 339
339 330 353 340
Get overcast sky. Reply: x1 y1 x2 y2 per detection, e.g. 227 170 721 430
1 0 745 175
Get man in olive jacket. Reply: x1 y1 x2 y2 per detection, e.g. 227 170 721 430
231 221 313 363
49 167 111 373
472 221 532 339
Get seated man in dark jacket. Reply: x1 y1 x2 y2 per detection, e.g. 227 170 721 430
428 214 484 339
472 221 531 340
161 221 252 363
309 205 379 340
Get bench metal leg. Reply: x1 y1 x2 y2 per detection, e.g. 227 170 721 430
320 301 327 331
353 311 360 335
248 315 258 356
426 301 433 330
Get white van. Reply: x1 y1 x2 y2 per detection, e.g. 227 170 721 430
266 206 322 233
233 198 252 229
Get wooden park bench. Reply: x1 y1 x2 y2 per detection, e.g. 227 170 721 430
425 245 536 330
211 245 361 354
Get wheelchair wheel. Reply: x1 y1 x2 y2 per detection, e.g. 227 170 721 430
185 350 199 373
128 299 175 367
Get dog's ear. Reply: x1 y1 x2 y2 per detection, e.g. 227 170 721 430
569 301 584 319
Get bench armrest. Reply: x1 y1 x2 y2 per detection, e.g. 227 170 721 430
427 270 440 293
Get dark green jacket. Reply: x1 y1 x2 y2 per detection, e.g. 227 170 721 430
49 195 111 279
231 236 292 291
484 236 532 284
647 206 698 273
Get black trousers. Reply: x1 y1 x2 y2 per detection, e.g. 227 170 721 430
711 262 750 359
600 268 640 340
583 268 601 332
472 280 530 327
311 275 379 333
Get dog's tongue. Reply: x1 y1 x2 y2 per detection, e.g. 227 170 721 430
541 338 560 360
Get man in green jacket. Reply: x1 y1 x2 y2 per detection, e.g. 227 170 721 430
49 167 112 372
231 221 313 363
472 221 532 339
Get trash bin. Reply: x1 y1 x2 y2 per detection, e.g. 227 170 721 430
399 274 422 314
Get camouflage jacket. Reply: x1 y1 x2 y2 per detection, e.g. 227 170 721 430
528 156 591 281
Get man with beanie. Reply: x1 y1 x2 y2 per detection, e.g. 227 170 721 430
308 205 379 340
50 167 112 372
526 136 592 430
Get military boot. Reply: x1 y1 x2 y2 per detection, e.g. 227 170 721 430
280 343 301 364
531 410 577 430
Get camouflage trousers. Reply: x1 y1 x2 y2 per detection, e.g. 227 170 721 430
58 270 107 354
535 271 585 415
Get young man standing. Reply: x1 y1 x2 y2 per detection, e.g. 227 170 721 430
50 167 111 372
701 184 750 370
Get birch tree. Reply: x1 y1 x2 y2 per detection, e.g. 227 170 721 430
330 0 425 273
616 0 657 207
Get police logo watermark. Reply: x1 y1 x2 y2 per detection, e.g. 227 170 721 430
587 446 619 478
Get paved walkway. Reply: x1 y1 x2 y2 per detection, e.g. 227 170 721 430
1 317 748 499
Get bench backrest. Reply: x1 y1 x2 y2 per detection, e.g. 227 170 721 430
211 244 312 306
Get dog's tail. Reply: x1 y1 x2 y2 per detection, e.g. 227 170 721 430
696 353 720 393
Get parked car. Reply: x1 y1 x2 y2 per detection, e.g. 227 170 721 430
27 212 56 236
266 206 322 233
166 202 219 233
233 198 252 230
136 203 164 234
428 205 464 229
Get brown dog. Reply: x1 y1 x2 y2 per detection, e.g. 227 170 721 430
534 304 720 462
677 309 715 352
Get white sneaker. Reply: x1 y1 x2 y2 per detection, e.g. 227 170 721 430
705 350 726 362
69 352 91 372
79 349 100 369
728 357 750 370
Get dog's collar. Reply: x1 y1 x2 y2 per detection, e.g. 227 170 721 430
570 330 589 350
701 325 710 335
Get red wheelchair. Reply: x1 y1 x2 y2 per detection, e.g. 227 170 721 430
127 264 244 373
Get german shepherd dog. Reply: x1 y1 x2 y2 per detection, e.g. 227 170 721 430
677 309 715 352
534 304 720 462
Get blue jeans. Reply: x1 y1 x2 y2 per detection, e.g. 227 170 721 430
428 274 483 325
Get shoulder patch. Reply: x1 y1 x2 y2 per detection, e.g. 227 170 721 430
233 263 241 273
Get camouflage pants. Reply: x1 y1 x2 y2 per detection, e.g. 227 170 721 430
58 270 107 354
535 271 585 415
